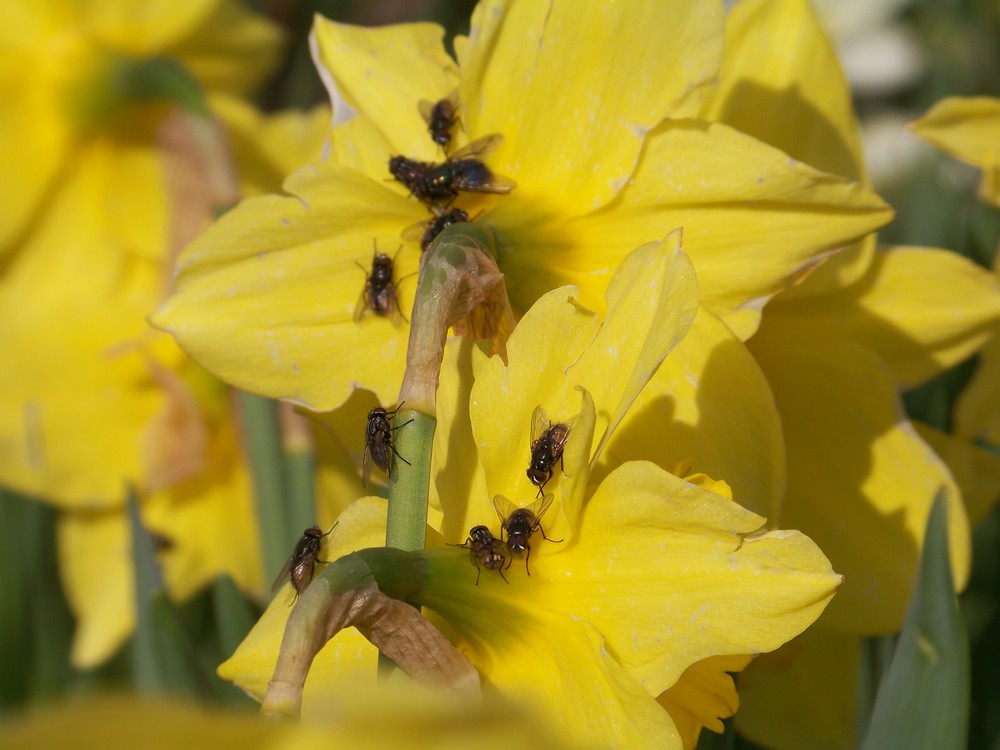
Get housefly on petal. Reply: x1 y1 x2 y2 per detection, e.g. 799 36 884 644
362 403 414 487
271 524 338 603
527 405 577 496
418 92 460 150
389 134 516 207
354 242 406 326
450 525 509 585
493 493 562 576
401 207 470 252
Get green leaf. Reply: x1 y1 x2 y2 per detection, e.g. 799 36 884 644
127 491 205 696
860 490 970 750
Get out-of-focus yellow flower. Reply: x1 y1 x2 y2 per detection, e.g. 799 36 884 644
913 96 1000 450
153 0 890 518
220 238 842 749
680 4 1000 749
0 0 337 667
0 691 573 750
912 96 1000 209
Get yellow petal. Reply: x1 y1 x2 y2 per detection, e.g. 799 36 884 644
311 16 459 163
0 4 71 250
469 285 598 533
218 498 388 703
469 237 698 534
599 307 785 519
703 0 866 183
420 555 685 748
551 462 839 696
915 422 1000 527
0 695 285 750
701 0 880 302
143 427 264 600
749 336 970 633
58 510 134 667
462 0 724 210
764 246 1000 389
955 333 1000 447
570 120 892 338
431 338 492 541
0 145 170 507
210 96 332 197
166 0 285 98
58 427 262 667
736 628 859 750
152 161 425 410
573 233 699 463
657 655 750 750
84 0 218 56
912 96 1000 207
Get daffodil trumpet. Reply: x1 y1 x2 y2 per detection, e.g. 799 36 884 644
386 222 514 552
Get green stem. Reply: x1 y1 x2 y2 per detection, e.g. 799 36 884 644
385 410 436 551
239 391 290 585
284 445 317 537
384 223 508 554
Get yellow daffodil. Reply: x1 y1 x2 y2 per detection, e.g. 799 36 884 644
912 96 1000 450
153 0 889 524
220 238 842 749
912 96 1000 209
0 1 339 666
653 4 1000 748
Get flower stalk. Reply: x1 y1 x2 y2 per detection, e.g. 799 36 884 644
385 223 514 551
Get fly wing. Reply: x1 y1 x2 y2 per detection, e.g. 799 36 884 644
417 98 436 125
492 493 519 526
461 172 516 195
525 492 556 527
400 218 429 242
270 553 295 594
529 405 550 448
361 442 374 487
448 133 503 162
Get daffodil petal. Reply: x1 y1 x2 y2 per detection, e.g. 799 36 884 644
0 146 170 507
915 422 1000 527
152 162 425 410
166 0 284 97
0 696 287 750
574 120 892 338
702 0 865 183
311 16 459 162
420 556 683 748
955 332 1000 447
469 238 698 534
764 247 1000 389
210 96 331 197
0 5 71 250
571 233 699 463
552 461 839 695
218 498 388 702
430 339 489 540
85 0 218 56
58 510 134 668
599 308 784 519
735 628 859 750
469 285 600 524
657 655 750 750
461 0 724 210
912 96 1000 207
143 436 263 600
749 337 970 633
